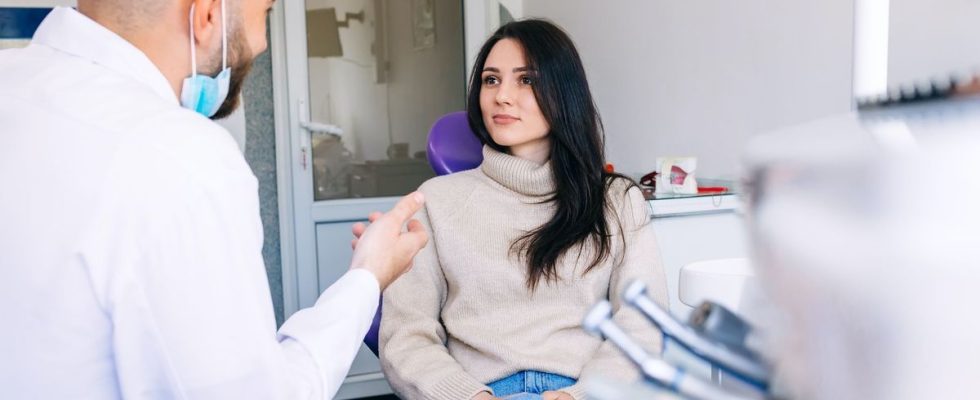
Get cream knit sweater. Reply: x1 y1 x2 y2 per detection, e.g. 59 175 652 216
380 146 669 400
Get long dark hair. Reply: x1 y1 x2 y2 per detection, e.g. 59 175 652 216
466 19 638 291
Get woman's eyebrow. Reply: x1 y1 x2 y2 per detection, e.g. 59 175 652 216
482 66 533 73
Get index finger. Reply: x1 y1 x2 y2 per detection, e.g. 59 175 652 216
385 191 425 222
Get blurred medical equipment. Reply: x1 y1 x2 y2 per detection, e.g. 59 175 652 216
741 87 980 400
625 282 769 388
584 284 771 400
583 88 980 399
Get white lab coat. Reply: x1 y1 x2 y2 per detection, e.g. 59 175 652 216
0 7 378 399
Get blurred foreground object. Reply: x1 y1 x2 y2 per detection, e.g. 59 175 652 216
743 93 980 400
584 93 980 399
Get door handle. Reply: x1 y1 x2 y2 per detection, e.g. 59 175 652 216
296 99 344 170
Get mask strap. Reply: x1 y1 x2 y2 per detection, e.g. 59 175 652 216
188 3 197 77
220 0 227 70
188 1 226 76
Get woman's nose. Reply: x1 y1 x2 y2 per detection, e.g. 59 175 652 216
495 83 514 105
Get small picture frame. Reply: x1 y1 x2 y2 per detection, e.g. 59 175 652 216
412 0 435 50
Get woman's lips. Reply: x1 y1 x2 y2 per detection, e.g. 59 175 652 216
492 114 520 125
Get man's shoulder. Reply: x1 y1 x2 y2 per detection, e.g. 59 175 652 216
104 113 254 217
1 44 183 134
3 44 243 173
122 110 250 184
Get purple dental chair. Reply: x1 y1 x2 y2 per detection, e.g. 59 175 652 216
363 111 484 356
425 111 485 176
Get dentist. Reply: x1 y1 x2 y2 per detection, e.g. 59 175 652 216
0 1 426 399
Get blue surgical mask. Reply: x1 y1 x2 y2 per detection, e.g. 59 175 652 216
180 1 231 118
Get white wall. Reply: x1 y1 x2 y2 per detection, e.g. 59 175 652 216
214 97 248 152
464 0 525 87
464 0 491 76
888 0 980 87
522 1 855 178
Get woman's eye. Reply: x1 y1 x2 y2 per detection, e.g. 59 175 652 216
520 76 534 85
483 76 499 86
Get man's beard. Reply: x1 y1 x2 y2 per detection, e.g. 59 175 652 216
207 24 255 121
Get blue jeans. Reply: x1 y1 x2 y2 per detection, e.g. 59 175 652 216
488 370 577 399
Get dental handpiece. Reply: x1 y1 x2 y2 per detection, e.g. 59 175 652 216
622 280 771 390
583 301 762 400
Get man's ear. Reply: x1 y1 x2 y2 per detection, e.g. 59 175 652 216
189 0 221 48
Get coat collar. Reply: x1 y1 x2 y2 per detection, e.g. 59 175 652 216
32 7 178 105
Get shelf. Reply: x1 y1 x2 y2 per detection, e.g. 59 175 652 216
648 194 741 218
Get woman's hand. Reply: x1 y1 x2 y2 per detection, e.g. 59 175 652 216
471 391 501 400
541 391 574 400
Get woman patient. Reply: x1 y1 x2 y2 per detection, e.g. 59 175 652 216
380 19 668 400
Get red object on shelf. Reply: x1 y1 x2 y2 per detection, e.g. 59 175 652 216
697 186 728 194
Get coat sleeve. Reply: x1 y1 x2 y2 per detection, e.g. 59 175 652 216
80 132 380 400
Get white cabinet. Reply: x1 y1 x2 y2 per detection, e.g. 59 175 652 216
648 194 750 382
647 195 749 319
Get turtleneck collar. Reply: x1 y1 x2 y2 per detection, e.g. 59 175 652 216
480 145 556 196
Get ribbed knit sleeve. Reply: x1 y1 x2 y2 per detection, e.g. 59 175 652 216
562 185 670 400
379 205 492 400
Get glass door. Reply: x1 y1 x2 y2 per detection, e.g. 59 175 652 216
279 0 466 397
304 0 467 202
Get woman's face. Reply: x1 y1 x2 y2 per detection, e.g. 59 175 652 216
480 38 551 163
